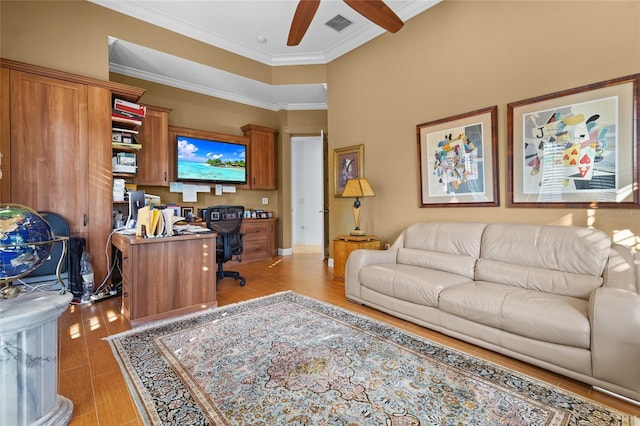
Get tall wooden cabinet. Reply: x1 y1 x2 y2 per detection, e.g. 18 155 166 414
0 59 144 285
241 124 278 189
134 105 172 186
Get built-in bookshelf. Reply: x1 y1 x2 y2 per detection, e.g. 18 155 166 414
112 98 146 203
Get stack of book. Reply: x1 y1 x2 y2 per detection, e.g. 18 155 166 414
112 98 146 127
113 178 126 201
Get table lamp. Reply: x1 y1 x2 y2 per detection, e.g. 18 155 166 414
342 178 375 236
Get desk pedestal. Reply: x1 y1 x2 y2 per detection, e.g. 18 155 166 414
112 233 217 327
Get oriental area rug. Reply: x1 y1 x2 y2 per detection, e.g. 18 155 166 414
108 291 637 425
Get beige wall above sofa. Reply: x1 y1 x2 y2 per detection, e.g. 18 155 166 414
326 0 640 252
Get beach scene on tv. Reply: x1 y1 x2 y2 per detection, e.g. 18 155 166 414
177 136 246 183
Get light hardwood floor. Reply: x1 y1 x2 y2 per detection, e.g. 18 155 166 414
58 252 640 425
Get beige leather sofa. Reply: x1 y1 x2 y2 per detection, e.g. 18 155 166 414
345 222 640 402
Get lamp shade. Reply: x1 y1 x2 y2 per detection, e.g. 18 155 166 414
342 178 375 198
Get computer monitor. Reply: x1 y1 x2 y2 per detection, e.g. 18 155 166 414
125 190 146 228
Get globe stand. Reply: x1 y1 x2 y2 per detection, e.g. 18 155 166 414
0 236 69 300
0 204 73 424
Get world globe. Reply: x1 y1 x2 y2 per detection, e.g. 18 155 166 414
0 204 56 298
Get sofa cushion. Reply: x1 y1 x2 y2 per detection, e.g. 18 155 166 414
398 248 476 280
476 259 603 299
478 223 610 297
360 263 473 308
481 223 611 275
439 282 591 349
404 222 486 257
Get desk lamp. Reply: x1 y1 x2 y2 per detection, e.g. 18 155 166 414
342 178 375 236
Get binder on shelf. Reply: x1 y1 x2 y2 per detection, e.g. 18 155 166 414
112 127 139 134
112 141 142 150
112 115 142 127
111 109 143 126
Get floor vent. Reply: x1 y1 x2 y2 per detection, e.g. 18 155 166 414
325 14 353 32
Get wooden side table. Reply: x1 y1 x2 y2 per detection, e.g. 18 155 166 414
333 235 381 280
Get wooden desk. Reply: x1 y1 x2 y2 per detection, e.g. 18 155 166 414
112 232 217 326
333 235 380 280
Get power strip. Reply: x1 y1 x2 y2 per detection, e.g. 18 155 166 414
90 290 120 303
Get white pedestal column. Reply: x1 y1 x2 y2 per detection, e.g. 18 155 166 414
0 291 73 426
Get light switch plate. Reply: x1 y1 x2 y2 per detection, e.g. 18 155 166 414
262 197 269 205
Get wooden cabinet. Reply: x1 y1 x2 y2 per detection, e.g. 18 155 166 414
3 69 112 282
240 218 278 262
0 58 144 286
135 105 172 186
112 232 217 326
241 124 278 190
333 235 381 280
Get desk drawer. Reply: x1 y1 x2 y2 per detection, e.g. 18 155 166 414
241 221 270 241
242 239 271 261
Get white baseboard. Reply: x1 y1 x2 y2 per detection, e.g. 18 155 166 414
278 248 293 256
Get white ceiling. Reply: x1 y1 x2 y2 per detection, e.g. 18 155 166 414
91 0 440 111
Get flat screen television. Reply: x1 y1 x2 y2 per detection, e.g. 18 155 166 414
176 135 247 184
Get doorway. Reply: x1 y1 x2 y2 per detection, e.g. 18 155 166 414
291 135 327 258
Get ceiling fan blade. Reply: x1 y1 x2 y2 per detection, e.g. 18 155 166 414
343 0 404 33
288 0 321 46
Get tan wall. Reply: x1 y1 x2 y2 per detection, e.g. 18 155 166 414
2 0 638 253
327 0 640 251
0 0 328 250
0 1 324 85
277 110 329 250
109 75 328 249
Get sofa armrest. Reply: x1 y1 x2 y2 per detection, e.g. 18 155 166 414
589 287 640 396
345 247 398 300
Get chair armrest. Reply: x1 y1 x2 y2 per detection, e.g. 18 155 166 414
589 287 640 397
345 247 398 300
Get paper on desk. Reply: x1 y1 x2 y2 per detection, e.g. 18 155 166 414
182 185 198 202
161 209 174 236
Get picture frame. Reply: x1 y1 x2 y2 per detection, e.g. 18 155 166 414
508 74 639 208
181 207 194 219
334 144 364 196
417 106 499 207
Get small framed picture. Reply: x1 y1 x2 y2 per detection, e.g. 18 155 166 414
181 207 193 218
334 144 364 196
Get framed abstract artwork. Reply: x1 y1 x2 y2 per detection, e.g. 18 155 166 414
508 74 639 208
334 144 364 196
417 106 499 207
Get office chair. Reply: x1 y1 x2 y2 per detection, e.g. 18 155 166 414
203 205 246 286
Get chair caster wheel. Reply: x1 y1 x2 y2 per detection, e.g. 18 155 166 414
239 278 246 286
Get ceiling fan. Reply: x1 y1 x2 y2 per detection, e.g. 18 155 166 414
287 0 404 46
